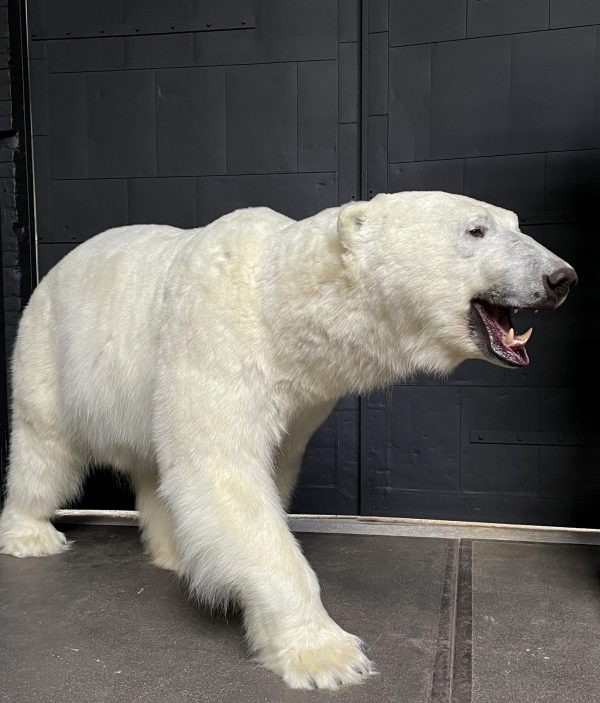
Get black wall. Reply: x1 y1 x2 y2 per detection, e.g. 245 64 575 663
25 0 362 514
360 0 600 526
0 0 35 491
3 0 598 526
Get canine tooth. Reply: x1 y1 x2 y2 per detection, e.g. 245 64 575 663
517 327 533 344
505 328 515 345
534 309 539 314
513 309 520 314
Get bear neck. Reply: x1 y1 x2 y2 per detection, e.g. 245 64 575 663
256 208 463 404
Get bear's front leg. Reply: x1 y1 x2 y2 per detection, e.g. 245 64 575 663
274 399 337 510
154 394 374 690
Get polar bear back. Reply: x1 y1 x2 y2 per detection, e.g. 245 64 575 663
15 208 293 469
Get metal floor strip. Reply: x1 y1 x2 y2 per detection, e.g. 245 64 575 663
429 540 460 703
451 541 473 703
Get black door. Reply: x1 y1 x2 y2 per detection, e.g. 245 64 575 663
26 0 362 514
360 0 598 526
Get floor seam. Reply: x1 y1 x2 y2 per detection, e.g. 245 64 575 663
428 539 460 703
451 539 474 703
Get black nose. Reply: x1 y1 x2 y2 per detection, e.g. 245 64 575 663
544 266 578 299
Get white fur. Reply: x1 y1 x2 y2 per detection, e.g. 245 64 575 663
0 192 571 689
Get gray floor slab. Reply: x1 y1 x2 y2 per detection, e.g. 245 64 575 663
471 540 600 703
0 525 451 703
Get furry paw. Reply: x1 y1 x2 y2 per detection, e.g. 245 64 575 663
262 629 376 690
0 517 69 557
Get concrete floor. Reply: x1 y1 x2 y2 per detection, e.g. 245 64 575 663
1 525 599 703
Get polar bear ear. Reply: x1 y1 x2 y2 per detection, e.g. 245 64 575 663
337 200 369 251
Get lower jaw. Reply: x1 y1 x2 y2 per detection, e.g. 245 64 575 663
469 331 529 368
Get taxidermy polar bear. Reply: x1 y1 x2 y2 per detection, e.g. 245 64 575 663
0 192 577 689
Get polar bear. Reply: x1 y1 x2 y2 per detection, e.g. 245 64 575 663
0 192 576 689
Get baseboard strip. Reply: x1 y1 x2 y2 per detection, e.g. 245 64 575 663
53 509 600 546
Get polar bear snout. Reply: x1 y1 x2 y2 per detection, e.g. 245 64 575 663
542 266 578 307
485 227 578 312
468 239 577 368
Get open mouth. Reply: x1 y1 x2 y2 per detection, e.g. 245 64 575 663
470 300 533 367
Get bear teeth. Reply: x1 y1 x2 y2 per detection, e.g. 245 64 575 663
504 327 533 347
520 327 533 344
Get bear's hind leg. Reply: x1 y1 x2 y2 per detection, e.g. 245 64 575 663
134 470 180 573
0 417 86 557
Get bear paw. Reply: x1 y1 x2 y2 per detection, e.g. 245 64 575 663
0 517 70 558
261 629 376 690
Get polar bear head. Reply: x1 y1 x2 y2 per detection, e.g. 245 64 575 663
337 191 577 371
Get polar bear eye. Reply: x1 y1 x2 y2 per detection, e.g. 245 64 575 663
468 226 485 238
